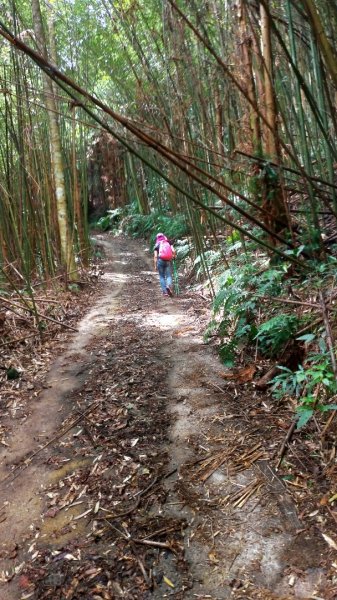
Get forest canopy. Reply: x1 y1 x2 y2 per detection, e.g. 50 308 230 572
1 0 337 283
1 0 337 343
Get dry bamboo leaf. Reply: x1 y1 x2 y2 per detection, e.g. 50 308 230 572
163 575 175 588
322 532 337 550
74 508 92 520
174 326 195 336
221 365 256 383
208 551 219 564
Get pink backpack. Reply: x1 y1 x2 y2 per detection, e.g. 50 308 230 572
158 240 173 260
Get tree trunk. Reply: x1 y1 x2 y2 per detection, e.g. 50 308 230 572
302 0 337 88
260 0 277 158
214 82 224 157
31 0 77 280
239 0 262 154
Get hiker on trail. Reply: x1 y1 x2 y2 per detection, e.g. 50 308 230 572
154 233 176 297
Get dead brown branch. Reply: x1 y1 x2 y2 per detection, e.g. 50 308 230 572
0 295 78 332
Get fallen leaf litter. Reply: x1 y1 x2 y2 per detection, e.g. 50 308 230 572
0 236 337 599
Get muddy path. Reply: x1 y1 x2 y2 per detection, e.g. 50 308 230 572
0 236 331 599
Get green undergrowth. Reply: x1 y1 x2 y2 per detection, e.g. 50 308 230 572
91 207 190 253
91 208 124 231
202 235 337 430
122 211 190 247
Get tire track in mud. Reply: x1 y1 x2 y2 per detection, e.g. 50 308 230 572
0 235 328 599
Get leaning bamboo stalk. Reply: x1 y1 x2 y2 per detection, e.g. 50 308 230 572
0 18 312 264
319 291 337 381
310 36 337 214
0 333 39 348
0 23 309 266
301 0 337 89
0 21 297 250
167 0 337 211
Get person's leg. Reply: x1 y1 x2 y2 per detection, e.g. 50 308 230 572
157 259 168 294
165 262 173 295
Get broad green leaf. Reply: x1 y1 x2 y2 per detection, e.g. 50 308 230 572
296 334 316 342
296 408 314 430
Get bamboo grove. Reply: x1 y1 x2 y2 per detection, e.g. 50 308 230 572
0 0 337 288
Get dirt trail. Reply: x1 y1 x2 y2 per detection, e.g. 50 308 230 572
0 236 329 599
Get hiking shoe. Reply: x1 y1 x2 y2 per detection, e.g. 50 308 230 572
163 292 169 296
166 286 173 297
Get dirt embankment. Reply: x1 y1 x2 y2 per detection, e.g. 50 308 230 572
0 235 334 600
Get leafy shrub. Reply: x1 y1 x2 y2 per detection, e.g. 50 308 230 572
209 263 259 366
271 352 337 429
207 250 300 365
93 208 124 231
121 211 189 245
255 267 284 296
175 239 191 261
193 250 222 279
255 313 299 356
